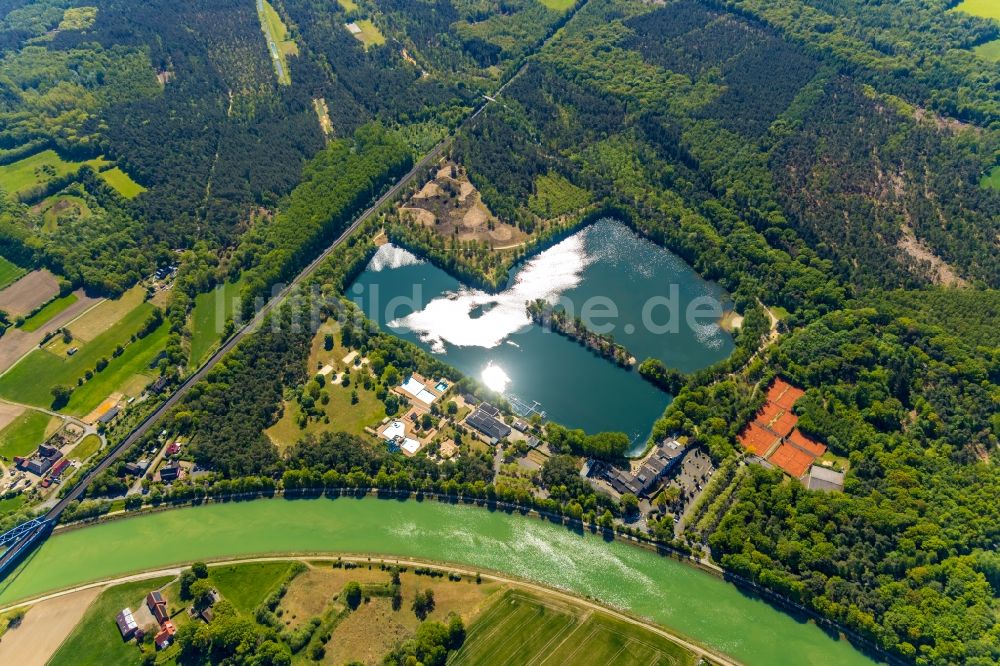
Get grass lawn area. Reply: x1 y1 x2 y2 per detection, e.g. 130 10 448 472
209 561 295 614
0 255 26 290
0 301 167 416
20 293 78 332
952 0 1000 19
48 576 173 666
0 494 26 516
352 19 385 48
99 167 145 199
0 150 109 199
336 0 358 11
0 410 58 459
538 0 577 12
188 280 243 367
69 434 102 462
266 380 387 448
982 165 1000 191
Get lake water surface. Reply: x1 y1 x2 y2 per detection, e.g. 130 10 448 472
350 219 734 453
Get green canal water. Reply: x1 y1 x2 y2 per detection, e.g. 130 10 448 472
0 498 877 666
351 219 734 454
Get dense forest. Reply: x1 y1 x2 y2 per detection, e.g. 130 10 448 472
3 0 998 663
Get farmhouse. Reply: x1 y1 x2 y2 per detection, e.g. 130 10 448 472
154 620 177 650
115 607 138 640
147 590 169 624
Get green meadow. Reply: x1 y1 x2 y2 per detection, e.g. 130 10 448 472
0 301 166 415
20 293 78 332
99 167 146 199
0 256 25 290
188 279 243 367
0 150 109 199
0 410 57 459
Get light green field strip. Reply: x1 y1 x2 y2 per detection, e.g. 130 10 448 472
99 167 145 199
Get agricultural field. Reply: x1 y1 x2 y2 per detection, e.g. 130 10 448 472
19 293 78 332
0 256 25 290
66 286 143 341
98 167 146 199
188 280 243 367
351 19 385 48
0 269 59 318
451 590 699 666
953 0 1000 20
0 150 109 201
48 577 173 666
0 293 166 416
0 409 58 459
336 0 358 11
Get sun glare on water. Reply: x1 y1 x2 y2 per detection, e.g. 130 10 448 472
481 362 510 393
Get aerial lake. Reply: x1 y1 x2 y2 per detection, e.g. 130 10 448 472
350 219 734 454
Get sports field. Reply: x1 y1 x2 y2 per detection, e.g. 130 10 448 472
20 293 78 332
452 590 698 665
99 167 145 199
0 256 25 290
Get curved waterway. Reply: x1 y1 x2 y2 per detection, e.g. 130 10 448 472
351 219 734 454
0 498 876 665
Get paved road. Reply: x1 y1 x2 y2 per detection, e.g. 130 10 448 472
0 554 740 666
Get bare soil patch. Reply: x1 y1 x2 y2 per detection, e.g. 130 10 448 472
403 162 527 248
898 225 967 286
0 402 24 431
0 270 59 317
0 586 100 664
